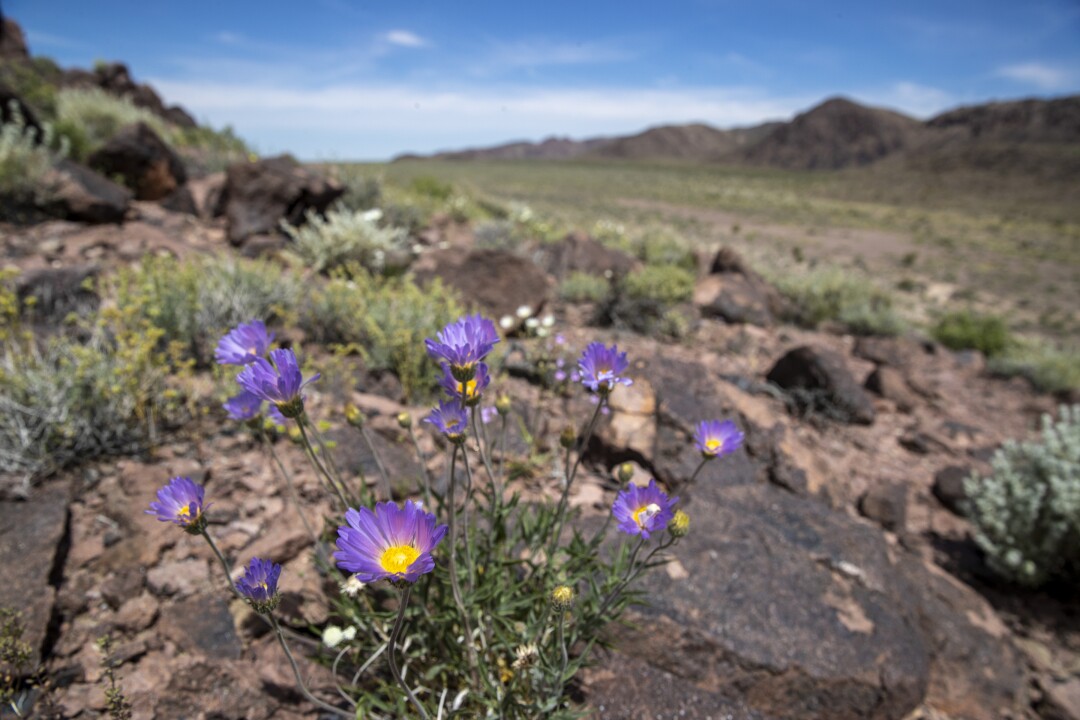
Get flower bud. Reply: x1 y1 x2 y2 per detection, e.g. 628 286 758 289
495 393 511 416
396 411 413 429
617 462 634 484
559 425 576 449
670 509 690 538
550 584 576 611
345 403 365 428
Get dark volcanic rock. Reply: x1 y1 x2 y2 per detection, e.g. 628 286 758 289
83 62 197 129
44 159 132 224
158 597 242 660
411 247 554 320
767 345 876 424
0 86 42 139
864 366 916 412
852 336 923 368
0 17 29 60
696 246 787 326
222 155 343 244
614 480 1027 720
931 465 971 516
0 481 70 666
16 264 100 321
538 230 640 280
159 184 198 215
88 122 187 201
858 481 907 532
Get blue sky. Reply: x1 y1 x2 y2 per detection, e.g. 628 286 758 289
8 0 1080 160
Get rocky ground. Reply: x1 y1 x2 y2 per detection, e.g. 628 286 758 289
1 144 1079 720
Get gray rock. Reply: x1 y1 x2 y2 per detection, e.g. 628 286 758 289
864 366 917 413
932 465 971 516
539 230 640 280
158 596 241 660
858 481 907 531
0 480 71 666
412 247 554 320
44 159 132 224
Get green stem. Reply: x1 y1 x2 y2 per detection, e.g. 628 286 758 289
260 429 322 553
387 586 429 720
460 448 477 591
497 414 508 481
361 426 394 501
295 418 352 510
407 426 433 509
200 528 241 599
445 446 480 682
270 614 353 717
548 399 605 562
688 457 710 484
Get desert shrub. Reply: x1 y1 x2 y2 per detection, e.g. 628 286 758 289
302 269 462 401
171 124 253 174
634 229 698 271
54 87 167 159
989 340 1080 394
510 203 565 244
474 220 516 250
932 310 1011 357
0 57 62 119
331 166 382 212
410 175 454 201
605 265 695 335
771 267 905 336
283 208 411 274
0 270 18 342
965 405 1080 587
0 102 64 217
0 313 176 484
111 255 298 366
559 271 610 303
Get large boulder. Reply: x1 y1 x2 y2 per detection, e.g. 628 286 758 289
221 155 343 245
88 122 187 201
0 481 71 666
607 479 1027 720
43 159 132 224
16 264 100 321
538 230 640 280
695 246 787 326
411 248 554 320
0 17 29 61
767 345 876 425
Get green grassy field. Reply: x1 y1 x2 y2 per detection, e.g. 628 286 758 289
351 158 1079 345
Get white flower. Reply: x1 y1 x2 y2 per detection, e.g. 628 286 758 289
499 315 514 330
339 575 365 597
361 208 383 223
541 314 555 328
516 305 533 319
322 625 345 648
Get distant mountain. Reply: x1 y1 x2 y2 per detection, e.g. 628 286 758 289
737 97 924 170
396 94 1080 176
423 135 612 161
591 122 782 160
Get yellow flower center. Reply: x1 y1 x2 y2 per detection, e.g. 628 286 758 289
456 379 478 399
704 438 721 454
177 504 192 523
632 503 661 528
379 544 420 574
248 346 258 355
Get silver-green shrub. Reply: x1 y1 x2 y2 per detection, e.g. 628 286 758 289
54 87 167 159
283 208 411 274
0 101 65 210
965 405 1080 586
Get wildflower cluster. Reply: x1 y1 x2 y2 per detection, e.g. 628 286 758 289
144 315 744 718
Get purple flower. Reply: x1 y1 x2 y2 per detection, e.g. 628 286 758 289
223 390 262 421
694 419 744 459
236 348 319 419
480 406 498 425
612 479 678 540
334 500 448 584
236 557 282 613
438 362 490 406
423 399 469 443
425 314 499 381
215 320 275 366
578 342 632 396
146 476 208 533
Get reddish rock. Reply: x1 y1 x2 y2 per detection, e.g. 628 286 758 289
864 366 917 412
88 122 187 201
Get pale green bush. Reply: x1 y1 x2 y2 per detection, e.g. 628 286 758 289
0 101 64 212
990 341 1080 394
302 268 462 401
559 271 610 303
771 266 905 336
283 208 411 274
54 87 167 159
965 405 1080 586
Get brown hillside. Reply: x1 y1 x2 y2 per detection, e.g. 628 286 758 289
926 95 1080 143
424 135 611 161
590 122 781 160
739 97 923 170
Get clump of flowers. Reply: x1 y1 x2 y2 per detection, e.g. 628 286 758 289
141 316 744 718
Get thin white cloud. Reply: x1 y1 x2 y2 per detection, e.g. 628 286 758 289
150 78 811 158
486 39 633 69
25 30 86 50
996 62 1072 91
384 30 427 48
213 31 245 45
862 81 955 118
